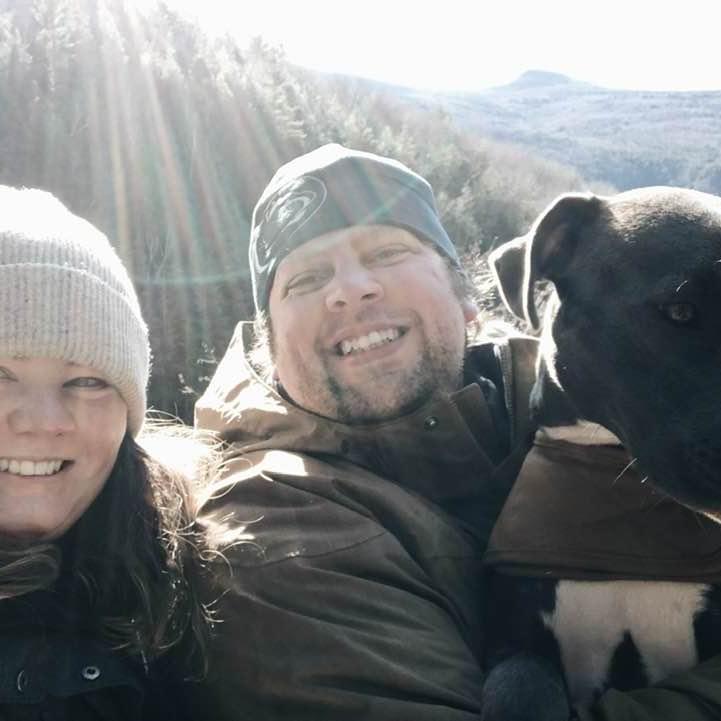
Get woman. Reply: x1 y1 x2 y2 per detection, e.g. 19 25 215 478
0 185 210 720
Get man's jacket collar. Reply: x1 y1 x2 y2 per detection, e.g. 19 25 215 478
195 321 537 509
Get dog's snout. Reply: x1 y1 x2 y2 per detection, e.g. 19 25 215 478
686 437 721 472
638 435 721 511
679 436 721 501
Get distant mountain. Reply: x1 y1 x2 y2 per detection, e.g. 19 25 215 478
500 69 585 90
338 70 721 194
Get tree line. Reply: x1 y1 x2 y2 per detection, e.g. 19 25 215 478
0 0 599 420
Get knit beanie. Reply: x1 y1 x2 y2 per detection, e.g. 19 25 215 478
249 143 460 311
0 186 149 436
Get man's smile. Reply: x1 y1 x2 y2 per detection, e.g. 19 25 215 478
336 327 407 356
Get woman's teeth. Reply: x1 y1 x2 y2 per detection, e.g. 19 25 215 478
0 459 64 476
339 328 401 356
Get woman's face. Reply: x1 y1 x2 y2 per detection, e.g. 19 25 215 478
0 357 127 541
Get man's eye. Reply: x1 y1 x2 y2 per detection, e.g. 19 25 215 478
286 271 327 294
67 377 109 389
371 245 410 263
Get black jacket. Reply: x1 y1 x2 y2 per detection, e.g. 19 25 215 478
0 592 146 721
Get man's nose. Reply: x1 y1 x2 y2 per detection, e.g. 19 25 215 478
325 265 384 311
8 390 76 435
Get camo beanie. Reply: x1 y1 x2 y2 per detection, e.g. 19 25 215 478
0 186 149 436
249 143 460 311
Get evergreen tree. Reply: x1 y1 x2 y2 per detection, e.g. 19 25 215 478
0 0 593 419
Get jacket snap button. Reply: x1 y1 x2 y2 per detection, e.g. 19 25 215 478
423 416 439 430
81 665 101 681
16 669 28 693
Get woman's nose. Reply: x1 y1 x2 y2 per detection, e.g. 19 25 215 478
8 390 76 435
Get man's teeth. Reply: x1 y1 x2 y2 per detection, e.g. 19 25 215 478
0 459 64 476
339 328 401 356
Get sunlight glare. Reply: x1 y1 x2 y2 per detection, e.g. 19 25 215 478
135 0 721 92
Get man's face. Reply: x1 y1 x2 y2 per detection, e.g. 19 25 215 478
268 224 477 423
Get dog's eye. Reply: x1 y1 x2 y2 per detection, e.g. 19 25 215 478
661 302 697 324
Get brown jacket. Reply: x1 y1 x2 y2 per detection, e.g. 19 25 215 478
486 428 721 721
187 324 721 720
186 323 536 720
486 431 721 581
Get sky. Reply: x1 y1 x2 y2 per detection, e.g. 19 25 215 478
154 0 721 92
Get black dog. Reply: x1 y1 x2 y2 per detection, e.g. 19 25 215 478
481 187 721 720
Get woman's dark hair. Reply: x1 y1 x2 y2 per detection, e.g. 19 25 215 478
0 428 214 677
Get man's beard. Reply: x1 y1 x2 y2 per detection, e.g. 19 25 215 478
321 331 464 425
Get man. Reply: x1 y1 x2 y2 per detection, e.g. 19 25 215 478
189 144 721 720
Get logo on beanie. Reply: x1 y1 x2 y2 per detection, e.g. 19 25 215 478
255 176 327 268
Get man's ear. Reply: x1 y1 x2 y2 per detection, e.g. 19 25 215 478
462 298 479 323
489 193 604 330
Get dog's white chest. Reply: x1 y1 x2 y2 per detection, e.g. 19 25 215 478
541 580 708 706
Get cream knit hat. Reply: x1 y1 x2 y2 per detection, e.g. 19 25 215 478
0 186 149 435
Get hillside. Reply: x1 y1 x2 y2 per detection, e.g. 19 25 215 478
0 0 602 417
390 70 721 193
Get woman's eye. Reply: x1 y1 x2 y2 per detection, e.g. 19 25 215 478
661 302 697 325
67 377 109 389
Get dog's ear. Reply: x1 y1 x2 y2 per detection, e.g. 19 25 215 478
490 193 604 330
489 236 532 325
